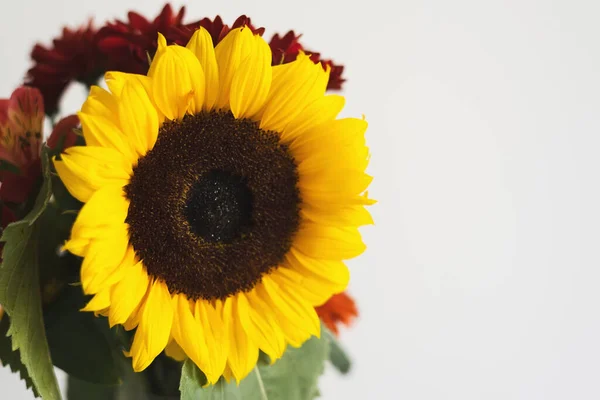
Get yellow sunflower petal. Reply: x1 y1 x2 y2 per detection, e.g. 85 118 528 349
222 365 234 383
53 146 131 203
165 338 187 361
223 296 259 382
62 237 89 257
239 290 286 361
194 300 227 384
123 287 150 331
293 224 366 260
301 204 374 227
285 248 350 292
280 95 345 143
105 72 151 97
117 79 159 157
81 287 111 312
70 185 129 240
255 277 318 347
299 171 373 208
81 86 117 119
171 294 211 378
230 34 272 119
108 257 149 327
77 112 135 161
148 33 205 120
214 27 255 109
259 53 329 133
292 118 369 171
262 276 320 337
105 72 165 124
80 228 130 294
186 27 220 110
129 279 173 372
271 267 335 306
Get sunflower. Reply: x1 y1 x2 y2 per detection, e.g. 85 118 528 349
54 26 372 384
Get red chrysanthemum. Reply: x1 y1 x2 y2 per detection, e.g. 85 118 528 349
25 21 103 117
316 292 359 335
97 7 265 75
166 14 265 47
96 6 342 89
96 4 186 75
25 4 346 117
269 31 345 90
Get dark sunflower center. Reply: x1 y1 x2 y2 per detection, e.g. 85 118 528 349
184 170 253 243
125 110 300 301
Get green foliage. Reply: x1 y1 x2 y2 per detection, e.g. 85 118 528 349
0 316 38 397
0 148 62 399
66 377 117 400
66 352 182 400
45 286 121 385
322 327 351 374
180 332 329 400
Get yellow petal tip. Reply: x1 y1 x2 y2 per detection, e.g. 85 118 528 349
157 33 167 49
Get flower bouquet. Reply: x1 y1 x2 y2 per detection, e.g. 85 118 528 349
0 5 372 399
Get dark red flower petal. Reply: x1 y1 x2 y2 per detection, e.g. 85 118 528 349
47 115 80 151
269 30 346 91
25 21 103 116
96 4 188 75
0 158 41 204
26 7 346 115
164 15 264 48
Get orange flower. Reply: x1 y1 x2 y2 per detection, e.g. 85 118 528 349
0 87 44 170
0 87 79 204
316 292 359 335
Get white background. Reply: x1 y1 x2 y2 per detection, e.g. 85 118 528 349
2 0 600 399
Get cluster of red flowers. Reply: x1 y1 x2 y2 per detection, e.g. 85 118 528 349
25 4 345 117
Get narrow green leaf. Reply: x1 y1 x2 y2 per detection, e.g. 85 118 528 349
322 327 351 374
0 148 61 399
179 331 329 400
27 149 53 225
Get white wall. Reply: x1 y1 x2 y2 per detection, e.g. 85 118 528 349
1 0 599 399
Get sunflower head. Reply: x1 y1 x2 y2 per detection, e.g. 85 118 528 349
55 25 373 384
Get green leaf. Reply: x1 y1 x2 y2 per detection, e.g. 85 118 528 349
27 148 53 224
0 148 61 399
180 332 329 400
67 354 181 400
67 376 117 400
322 327 351 374
45 285 121 384
0 316 38 397
180 361 244 400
